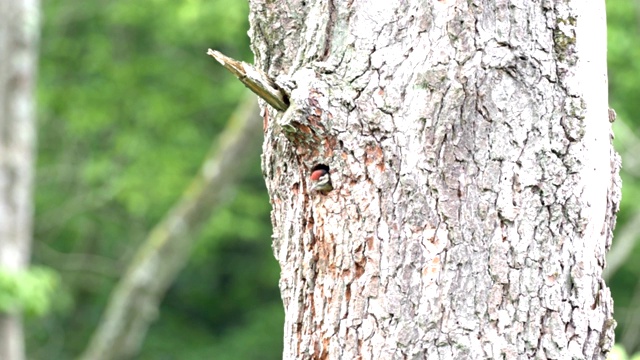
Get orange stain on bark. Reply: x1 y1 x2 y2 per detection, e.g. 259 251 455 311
365 144 385 171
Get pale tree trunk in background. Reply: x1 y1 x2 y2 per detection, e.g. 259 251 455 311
249 0 620 359
0 1 40 360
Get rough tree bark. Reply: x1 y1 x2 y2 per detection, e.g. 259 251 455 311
248 0 620 359
0 1 40 360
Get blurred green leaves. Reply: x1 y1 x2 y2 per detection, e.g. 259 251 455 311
0 267 59 316
608 0 640 123
609 344 640 360
607 0 640 354
33 0 280 358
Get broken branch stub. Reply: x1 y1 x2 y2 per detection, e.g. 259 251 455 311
207 49 289 112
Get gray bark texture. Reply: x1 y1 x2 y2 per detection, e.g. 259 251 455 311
0 0 40 360
249 0 620 359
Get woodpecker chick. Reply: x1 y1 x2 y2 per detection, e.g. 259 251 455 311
310 168 333 193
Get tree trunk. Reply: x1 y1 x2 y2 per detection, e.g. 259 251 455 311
249 0 619 359
0 0 40 359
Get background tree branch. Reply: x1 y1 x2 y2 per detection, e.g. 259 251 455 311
78 95 263 360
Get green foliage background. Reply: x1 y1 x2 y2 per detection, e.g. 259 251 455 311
33 0 281 358
27 0 640 358
608 0 640 354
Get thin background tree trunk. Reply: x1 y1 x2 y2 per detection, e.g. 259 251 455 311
249 0 619 358
79 96 263 360
0 0 40 359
